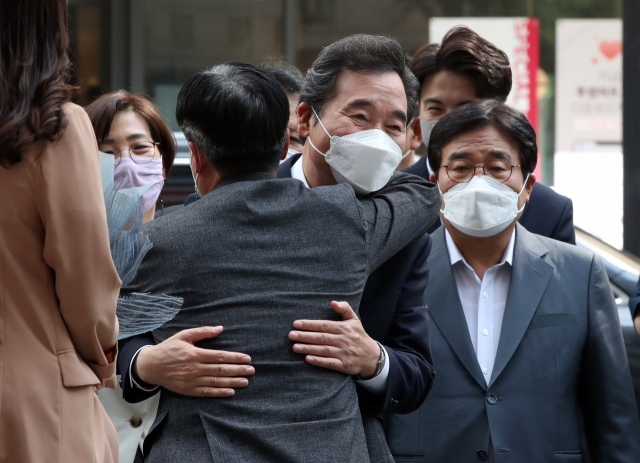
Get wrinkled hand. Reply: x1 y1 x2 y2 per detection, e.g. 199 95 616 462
134 326 254 397
288 301 380 378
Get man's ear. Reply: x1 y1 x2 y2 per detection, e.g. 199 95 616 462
188 141 203 175
429 173 437 184
410 118 422 151
282 129 290 161
297 102 313 138
524 173 537 201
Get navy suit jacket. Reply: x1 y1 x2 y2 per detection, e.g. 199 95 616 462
276 154 435 414
403 157 576 244
120 157 436 415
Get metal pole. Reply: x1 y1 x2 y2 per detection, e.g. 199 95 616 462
623 0 640 256
129 0 145 93
109 0 129 91
283 0 297 65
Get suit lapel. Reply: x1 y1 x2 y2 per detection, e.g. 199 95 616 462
489 224 553 387
277 152 301 179
427 228 487 390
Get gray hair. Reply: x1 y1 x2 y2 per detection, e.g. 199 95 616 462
300 34 419 123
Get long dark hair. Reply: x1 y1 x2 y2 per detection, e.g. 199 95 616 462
0 0 78 168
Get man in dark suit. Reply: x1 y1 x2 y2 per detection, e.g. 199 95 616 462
385 100 640 462
403 26 575 244
121 42 441 462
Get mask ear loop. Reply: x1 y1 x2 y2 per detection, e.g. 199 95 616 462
191 145 203 200
437 181 447 214
516 173 531 213
307 107 332 157
400 117 417 161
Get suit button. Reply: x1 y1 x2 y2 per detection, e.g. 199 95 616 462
477 449 487 460
487 393 497 405
129 415 143 428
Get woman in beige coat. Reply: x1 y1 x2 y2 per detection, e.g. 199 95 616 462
0 1 120 462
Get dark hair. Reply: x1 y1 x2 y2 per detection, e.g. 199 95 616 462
0 0 78 167
261 58 305 95
427 100 537 177
176 62 289 176
300 34 420 122
411 26 512 102
85 91 177 175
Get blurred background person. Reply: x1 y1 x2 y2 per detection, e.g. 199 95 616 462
85 90 176 463
404 26 575 244
262 58 306 157
0 1 120 462
396 54 422 171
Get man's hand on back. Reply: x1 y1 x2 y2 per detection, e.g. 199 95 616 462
289 301 381 379
134 326 255 397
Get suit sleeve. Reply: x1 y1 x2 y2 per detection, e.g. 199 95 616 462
358 172 440 273
359 235 435 415
552 196 576 245
579 254 640 462
36 105 120 386
119 332 160 403
629 275 640 321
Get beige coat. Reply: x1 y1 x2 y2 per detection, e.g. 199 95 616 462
0 103 121 463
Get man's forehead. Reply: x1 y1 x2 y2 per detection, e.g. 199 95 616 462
443 126 519 157
333 69 407 109
421 71 477 106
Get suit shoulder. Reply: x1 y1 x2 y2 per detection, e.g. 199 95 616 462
140 203 195 241
530 231 594 265
402 158 429 179
531 183 571 206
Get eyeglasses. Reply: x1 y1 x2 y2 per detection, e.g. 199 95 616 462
101 141 161 167
441 159 521 183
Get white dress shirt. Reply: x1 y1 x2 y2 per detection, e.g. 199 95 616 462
444 229 515 385
291 156 390 395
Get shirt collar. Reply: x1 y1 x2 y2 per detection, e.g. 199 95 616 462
445 228 516 268
291 155 311 189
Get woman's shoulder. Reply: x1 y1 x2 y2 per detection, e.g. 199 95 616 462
34 102 97 165
61 102 92 130
56 102 97 146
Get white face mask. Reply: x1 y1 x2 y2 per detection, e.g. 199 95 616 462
307 108 403 195
420 119 438 149
439 173 530 237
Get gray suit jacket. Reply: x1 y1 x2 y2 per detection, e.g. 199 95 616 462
385 224 640 463
123 171 439 463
